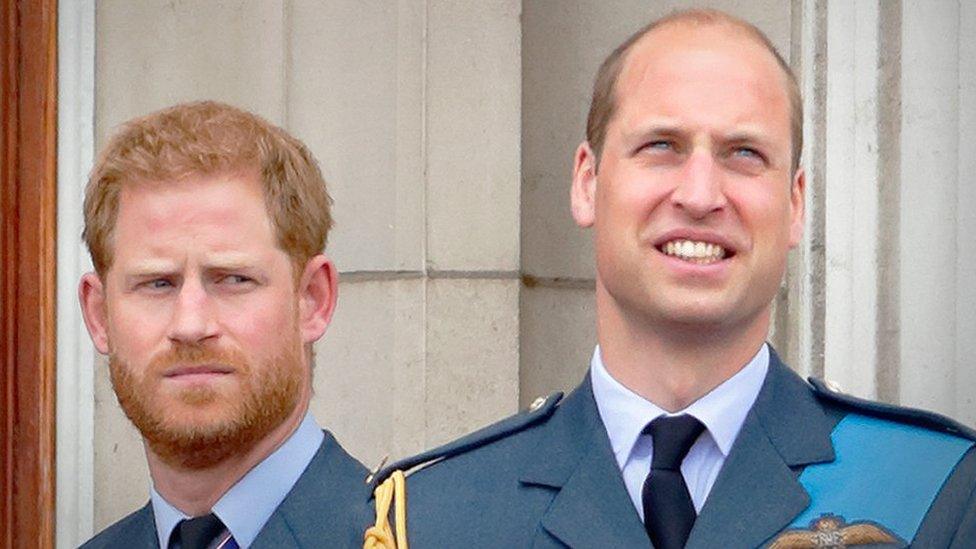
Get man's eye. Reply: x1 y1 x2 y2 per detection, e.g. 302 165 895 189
138 279 173 291
221 274 253 285
646 140 674 151
732 147 763 160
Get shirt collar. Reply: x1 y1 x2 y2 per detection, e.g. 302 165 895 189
591 343 769 464
151 410 325 548
151 489 186 549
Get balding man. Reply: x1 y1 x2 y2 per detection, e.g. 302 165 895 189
370 9 976 548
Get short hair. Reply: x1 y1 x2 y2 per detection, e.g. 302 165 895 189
586 9 803 173
83 101 333 276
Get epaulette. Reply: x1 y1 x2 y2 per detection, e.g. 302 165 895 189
808 377 976 441
369 391 563 489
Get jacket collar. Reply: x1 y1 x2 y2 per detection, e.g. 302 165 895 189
686 349 835 548
132 504 162 548
520 376 650 548
520 349 835 548
251 432 372 548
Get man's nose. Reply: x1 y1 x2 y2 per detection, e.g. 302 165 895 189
167 279 218 344
669 148 728 218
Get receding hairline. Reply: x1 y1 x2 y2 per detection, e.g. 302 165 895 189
622 12 792 88
643 9 782 51
587 9 803 173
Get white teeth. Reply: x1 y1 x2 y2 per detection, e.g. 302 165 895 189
661 239 727 264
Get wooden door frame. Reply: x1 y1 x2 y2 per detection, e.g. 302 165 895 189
1 0 59 547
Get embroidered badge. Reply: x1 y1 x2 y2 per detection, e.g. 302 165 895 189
768 514 902 548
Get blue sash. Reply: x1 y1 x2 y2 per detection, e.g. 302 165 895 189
788 413 973 542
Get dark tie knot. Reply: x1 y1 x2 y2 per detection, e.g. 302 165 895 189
174 513 227 549
645 415 705 471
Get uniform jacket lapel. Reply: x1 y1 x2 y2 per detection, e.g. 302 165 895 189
686 351 835 549
133 504 162 548
499 349 836 548
251 432 371 548
521 376 650 548
81 503 159 549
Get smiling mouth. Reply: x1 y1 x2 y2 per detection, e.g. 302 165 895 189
657 239 731 265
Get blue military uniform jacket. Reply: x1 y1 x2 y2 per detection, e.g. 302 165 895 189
376 351 976 548
81 431 371 549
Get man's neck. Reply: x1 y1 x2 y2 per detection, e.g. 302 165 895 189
596 299 770 413
146 401 308 517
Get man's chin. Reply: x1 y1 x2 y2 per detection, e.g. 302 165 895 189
143 419 256 469
110 342 306 470
131 395 299 470
154 407 242 439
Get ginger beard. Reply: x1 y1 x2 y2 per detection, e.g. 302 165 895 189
109 333 305 470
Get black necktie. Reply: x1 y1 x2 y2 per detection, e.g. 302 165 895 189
170 513 231 549
642 415 705 549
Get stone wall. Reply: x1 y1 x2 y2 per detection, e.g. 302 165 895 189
53 0 975 541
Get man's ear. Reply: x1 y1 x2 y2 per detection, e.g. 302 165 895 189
789 168 806 248
297 254 338 344
571 141 598 228
79 272 110 354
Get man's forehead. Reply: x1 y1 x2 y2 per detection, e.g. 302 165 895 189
622 21 782 85
612 21 791 127
118 170 262 199
116 174 268 223
109 174 281 261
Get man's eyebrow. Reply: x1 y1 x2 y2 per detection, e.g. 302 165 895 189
623 121 687 141
720 128 775 145
622 121 779 143
123 261 179 277
121 254 264 275
201 254 263 272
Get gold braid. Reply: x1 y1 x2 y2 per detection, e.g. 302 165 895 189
363 470 408 549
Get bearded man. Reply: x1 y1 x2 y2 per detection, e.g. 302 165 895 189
79 101 369 549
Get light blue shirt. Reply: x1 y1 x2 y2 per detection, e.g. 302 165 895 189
591 343 769 518
151 411 325 549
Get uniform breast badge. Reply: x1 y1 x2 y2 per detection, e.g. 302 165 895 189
768 514 902 548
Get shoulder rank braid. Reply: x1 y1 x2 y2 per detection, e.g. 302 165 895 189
361 392 564 548
363 470 408 549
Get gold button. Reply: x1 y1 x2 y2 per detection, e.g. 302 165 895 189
824 379 844 393
529 396 547 412
365 454 389 484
